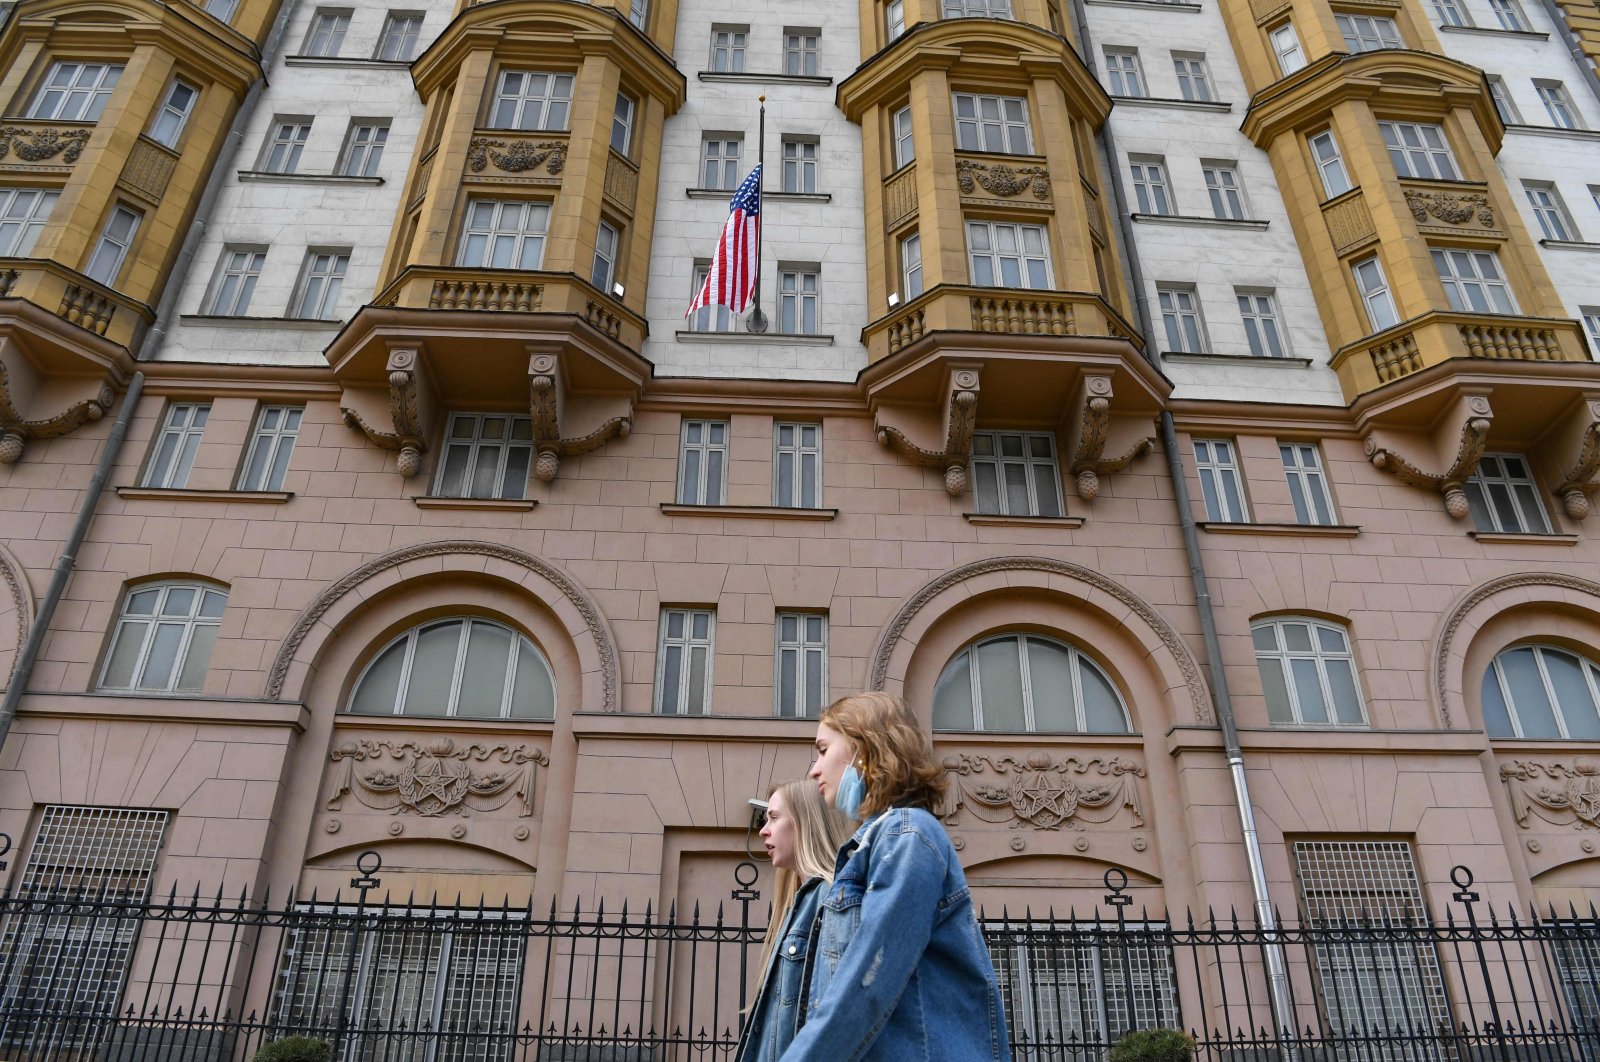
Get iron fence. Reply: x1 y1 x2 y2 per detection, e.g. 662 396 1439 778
0 861 1593 1061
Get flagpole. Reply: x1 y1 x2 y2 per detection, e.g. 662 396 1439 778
747 95 768 333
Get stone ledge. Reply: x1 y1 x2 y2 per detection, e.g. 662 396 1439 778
236 170 385 185
16 691 309 730
1503 124 1600 142
1112 96 1233 112
1131 214 1268 230
335 712 555 735
963 513 1086 529
1167 723 1489 757
414 496 538 511
696 71 834 86
1162 350 1312 367
115 486 293 504
1540 239 1600 252
1468 531 1580 545
282 55 414 68
673 330 835 345
571 710 818 742
179 314 342 329
1198 521 1360 537
1437 23 1549 39
659 503 837 520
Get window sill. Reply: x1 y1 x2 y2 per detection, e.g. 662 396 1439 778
674 330 835 345
1086 0 1201 9
683 188 832 202
115 486 294 504
1131 214 1268 230
696 71 834 86
414 496 537 511
1469 531 1579 545
1539 239 1600 252
659 503 837 520
1503 123 1600 141
1162 350 1312 367
1198 521 1361 537
1436 23 1548 39
336 712 554 733
282 55 414 68
963 513 1085 529
237 170 385 185
1111 96 1233 113
178 314 343 328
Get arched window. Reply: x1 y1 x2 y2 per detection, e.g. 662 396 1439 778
99 581 227 693
932 634 1131 733
1482 644 1600 740
1251 617 1364 726
348 618 555 720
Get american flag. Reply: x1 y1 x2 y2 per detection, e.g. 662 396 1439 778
686 165 761 319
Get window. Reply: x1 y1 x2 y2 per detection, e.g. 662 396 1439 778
943 0 1012 16
591 219 620 292
887 0 906 38
933 634 1131 732
141 403 209 489
688 262 734 332
302 8 351 56
1432 248 1515 314
203 0 238 21
900 232 923 299
1524 182 1576 241
1309 130 1352 198
1172 53 1213 102
1158 286 1206 353
1130 157 1173 215
1487 75 1520 124
1431 0 1469 25
1488 0 1531 30
1293 840 1450 1047
710 26 747 72
237 405 301 492
1551 925 1600 1033
678 419 728 505
784 29 819 76
966 220 1052 289
775 613 827 717
1237 290 1287 358
99 581 226 692
892 106 915 167
773 422 821 509
1352 255 1399 331
338 121 388 177
952 93 1032 154
781 138 817 193
702 136 743 190
1203 162 1247 220
611 92 635 155
434 413 534 500
628 0 648 27
376 11 423 60
971 431 1063 517
1270 23 1305 74
1252 617 1365 725
27 62 122 122
205 247 266 315
348 617 553 719
1281 443 1336 526
1465 453 1550 534
1537 81 1580 129
1103 49 1145 97
1192 438 1247 522
84 205 140 287
1482 645 1600 739
489 71 573 131
261 120 311 174
1334 12 1401 51
1583 306 1600 354
1378 121 1458 180
779 268 819 334
0 187 58 257
458 199 549 270
291 249 348 318
147 79 198 148
656 608 714 714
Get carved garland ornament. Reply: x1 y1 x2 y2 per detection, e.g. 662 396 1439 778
1365 397 1492 519
328 738 549 818
0 543 30 679
0 359 115 464
1500 759 1600 831
467 138 567 177
1403 189 1495 229
264 540 621 712
0 126 91 165
940 752 1146 831
869 555 1214 724
956 160 1051 201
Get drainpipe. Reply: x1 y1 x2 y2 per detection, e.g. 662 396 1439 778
1060 0 1296 1037
1530 0 1600 108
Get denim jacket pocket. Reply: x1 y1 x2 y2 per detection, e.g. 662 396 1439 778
775 925 812 1007
819 874 864 961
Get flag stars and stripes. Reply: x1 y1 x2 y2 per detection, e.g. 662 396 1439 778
686 164 762 319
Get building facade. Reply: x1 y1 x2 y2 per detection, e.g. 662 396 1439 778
1 0 1600 1043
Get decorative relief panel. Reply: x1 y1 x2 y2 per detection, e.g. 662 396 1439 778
1403 189 1504 238
0 125 90 166
327 738 549 818
956 159 1052 201
1502 759 1600 831
466 137 567 181
939 752 1146 831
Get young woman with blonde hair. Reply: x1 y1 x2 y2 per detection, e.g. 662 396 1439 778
733 778 856 1062
780 691 1010 1060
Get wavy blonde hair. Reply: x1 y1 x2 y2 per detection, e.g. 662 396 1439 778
753 779 856 983
820 691 946 819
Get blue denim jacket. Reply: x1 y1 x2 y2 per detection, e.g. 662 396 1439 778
778 808 1010 1062
734 876 825 1062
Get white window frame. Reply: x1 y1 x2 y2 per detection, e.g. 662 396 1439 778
1488 0 1531 31
291 249 349 319
1378 121 1459 180
98 581 227 693
678 419 729 505
1193 437 1248 522
933 634 1132 733
1158 285 1207 353
1103 48 1145 98
1483 644 1600 739
84 204 141 287
1309 129 1352 198
375 11 423 61
773 422 822 509
611 92 636 155
1431 0 1470 26
0 187 58 257
261 119 311 174
628 0 648 27
900 232 923 299
687 262 734 333
1488 75 1520 124
1237 290 1287 358
952 92 1033 154
147 79 198 149
709 26 747 72
887 0 906 38
141 402 209 489
1465 453 1551 534
656 608 715 714
1334 12 1401 51
338 121 389 178
701 136 743 191
457 198 550 271
591 219 620 293
1432 247 1517 314
203 0 238 22
27 61 122 122
1280 442 1336 526
237 404 301 492
1582 306 1600 355
205 246 266 316
1352 255 1400 331
966 220 1052 289
781 137 818 194
489 70 574 131
775 612 828 718
347 617 554 720
1271 22 1305 75
892 105 915 168
302 8 351 57
1130 157 1174 215
1536 80 1580 129
1203 162 1247 220
434 412 534 500
971 430 1063 518
943 0 1012 16
1252 617 1367 726
1524 182 1576 241
784 29 819 76
779 267 820 335
1172 53 1213 103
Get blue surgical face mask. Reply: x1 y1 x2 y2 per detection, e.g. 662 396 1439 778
835 762 866 819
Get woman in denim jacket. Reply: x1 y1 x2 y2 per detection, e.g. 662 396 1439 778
779 692 1010 1061
735 779 857 1062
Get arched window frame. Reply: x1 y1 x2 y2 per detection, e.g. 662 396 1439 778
98 580 228 694
1482 643 1600 740
933 632 1133 734
1250 616 1365 727
346 616 556 721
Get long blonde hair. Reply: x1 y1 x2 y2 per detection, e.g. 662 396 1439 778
754 779 856 981
820 691 946 819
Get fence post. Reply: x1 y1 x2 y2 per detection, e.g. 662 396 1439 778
1451 864 1513 1061
331 851 384 1060
1105 867 1136 1041
731 860 762 1023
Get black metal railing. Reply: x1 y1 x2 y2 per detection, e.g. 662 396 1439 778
0 861 1594 1061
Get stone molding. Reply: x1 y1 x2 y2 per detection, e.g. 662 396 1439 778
1364 393 1493 519
1061 372 1155 501
0 539 33 677
875 367 979 496
939 751 1146 831
327 737 549 818
1500 759 1600 831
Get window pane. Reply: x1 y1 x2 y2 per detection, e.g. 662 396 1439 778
976 638 1026 730
1290 658 1329 723
933 651 975 729
101 622 148 689
1260 656 1294 723
1326 659 1363 725
456 622 514 718
176 624 217 691
1502 647 1559 737
138 623 184 689
779 648 798 717
351 641 407 714
1080 659 1127 733
511 643 556 720
1480 666 1515 737
660 644 682 713
1025 637 1077 731
1544 650 1600 739
687 645 708 712
402 622 461 714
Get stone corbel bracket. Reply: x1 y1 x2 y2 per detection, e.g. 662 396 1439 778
1364 394 1493 518
0 350 115 464
527 351 632 482
341 347 431 477
1551 395 1600 520
877 367 979 496
1062 373 1154 501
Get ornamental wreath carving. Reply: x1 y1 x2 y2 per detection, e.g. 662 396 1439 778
1500 759 1600 831
466 138 566 176
0 126 91 164
326 738 548 818
1403 189 1495 228
956 160 1051 201
939 751 1146 831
